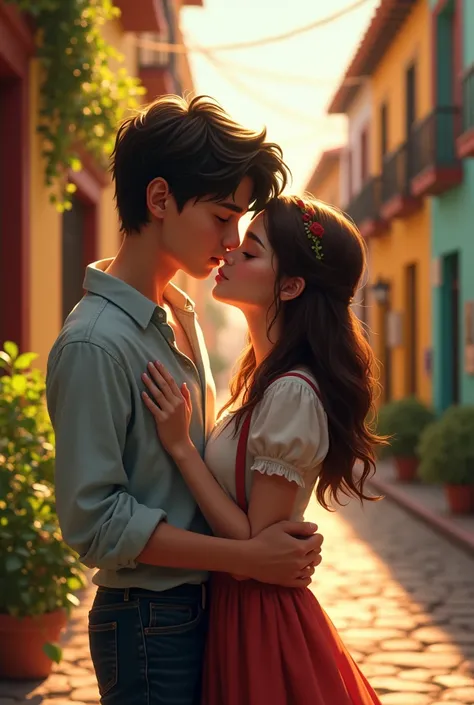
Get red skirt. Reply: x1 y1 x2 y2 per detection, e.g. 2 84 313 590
202 573 381 705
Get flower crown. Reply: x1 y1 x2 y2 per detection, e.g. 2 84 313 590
295 199 324 260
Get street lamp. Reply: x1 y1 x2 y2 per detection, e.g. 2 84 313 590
371 278 390 305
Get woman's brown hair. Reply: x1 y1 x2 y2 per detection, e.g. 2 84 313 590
221 195 385 510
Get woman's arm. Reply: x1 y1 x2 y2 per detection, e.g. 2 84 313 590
172 443 251 539
142 361 251 539
142 361 300 542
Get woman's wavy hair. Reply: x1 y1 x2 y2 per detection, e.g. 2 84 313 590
220 195 386 510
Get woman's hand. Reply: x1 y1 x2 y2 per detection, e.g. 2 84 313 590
142 361 193 458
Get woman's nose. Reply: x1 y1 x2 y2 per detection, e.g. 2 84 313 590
224 252 234 266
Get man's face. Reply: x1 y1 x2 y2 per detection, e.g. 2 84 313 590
160 177 253 279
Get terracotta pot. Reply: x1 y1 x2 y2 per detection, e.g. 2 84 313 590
394 456 419 482
0 609 67 679
444 484 474 515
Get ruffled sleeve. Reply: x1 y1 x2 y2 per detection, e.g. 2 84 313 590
248 375 329 488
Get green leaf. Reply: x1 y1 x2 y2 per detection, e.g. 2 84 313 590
14 353 39 371
3 342 18 361
42 642 62 664
11 375 27 396
5 555 23 573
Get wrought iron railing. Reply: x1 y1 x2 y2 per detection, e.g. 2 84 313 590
409 106 460 178
346 176 383 226
381 143 410 205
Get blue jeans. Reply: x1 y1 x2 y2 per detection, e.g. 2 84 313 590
88 584 208 705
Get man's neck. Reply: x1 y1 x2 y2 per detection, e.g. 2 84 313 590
106 227 177 305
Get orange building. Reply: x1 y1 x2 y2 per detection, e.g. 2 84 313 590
305 148 343 208
328 0 448 406
0 0 202 370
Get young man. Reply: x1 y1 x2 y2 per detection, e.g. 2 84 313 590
46 95 324 705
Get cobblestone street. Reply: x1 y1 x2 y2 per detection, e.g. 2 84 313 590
1 495 474 704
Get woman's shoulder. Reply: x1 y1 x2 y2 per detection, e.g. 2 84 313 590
264 367 321 400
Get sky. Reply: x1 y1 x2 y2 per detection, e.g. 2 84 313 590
181 0 379 192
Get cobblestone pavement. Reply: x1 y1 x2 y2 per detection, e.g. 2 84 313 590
1 495 474 704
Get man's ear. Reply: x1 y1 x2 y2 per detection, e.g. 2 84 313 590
147 177 171 220
280 276 306 301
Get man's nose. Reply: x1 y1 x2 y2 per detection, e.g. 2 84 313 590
222 225 240 251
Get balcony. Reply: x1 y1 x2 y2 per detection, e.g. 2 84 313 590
410 107 462 197
138 32 177 100
380 143 420 221
346 176 387 238
457 64 474 158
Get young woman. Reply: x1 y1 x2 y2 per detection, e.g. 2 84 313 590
142 195 384 704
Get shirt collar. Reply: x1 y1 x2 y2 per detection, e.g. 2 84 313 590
84 259 195 330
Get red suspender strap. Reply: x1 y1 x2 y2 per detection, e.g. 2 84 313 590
235 413 252 512
234 373 321 513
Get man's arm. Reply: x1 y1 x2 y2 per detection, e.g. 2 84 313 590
47 341 165 571
47 342 322 585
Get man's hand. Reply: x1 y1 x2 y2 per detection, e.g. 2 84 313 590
242 521 323 587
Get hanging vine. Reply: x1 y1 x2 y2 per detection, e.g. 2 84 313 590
5 0 145 209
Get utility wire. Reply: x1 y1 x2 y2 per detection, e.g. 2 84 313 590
134 0 373 54
202 51 347 129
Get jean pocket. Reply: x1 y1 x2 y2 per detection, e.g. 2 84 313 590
145 601 203 635
88 620 118 696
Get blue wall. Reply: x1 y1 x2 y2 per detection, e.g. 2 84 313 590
431 0 474 412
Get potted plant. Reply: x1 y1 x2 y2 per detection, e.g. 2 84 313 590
418 405 474 515
377 397 435 482
0 341 86 679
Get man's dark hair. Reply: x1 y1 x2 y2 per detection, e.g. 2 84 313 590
111 94 290 234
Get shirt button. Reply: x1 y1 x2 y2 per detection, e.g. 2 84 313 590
158 311 165 321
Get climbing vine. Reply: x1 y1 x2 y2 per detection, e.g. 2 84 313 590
6 0 145 209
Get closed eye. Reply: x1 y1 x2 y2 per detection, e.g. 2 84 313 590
242 252 255 259
216 216 230 224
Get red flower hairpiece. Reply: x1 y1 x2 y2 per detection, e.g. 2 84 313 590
295 199 324 260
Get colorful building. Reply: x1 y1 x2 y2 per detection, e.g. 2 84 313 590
328 0 460 408
430 0 474 411
305 148 343 208
0 0 202 370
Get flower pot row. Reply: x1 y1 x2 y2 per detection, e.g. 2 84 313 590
378 398 474 516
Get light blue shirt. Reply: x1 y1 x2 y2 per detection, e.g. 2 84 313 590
47 260 216 591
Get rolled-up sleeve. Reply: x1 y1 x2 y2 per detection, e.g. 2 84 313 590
46 341 166 570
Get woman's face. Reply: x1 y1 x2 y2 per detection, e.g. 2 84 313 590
212 212 278 311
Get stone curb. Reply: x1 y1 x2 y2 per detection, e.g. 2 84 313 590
369 476 474 559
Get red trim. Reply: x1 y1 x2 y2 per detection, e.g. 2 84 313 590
139 66 176 101
115 0 167 33
234 373 322 513
410 165 463 197
0 2 34 350
456 128 474 159
380 194 421 221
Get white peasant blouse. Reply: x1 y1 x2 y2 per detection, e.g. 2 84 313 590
204 370 329 520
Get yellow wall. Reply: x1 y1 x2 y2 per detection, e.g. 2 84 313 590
368 204 432 405
29 59 63 370
367 0 432 405
371 0 432 173
29 20 136 370
307 160 341 209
